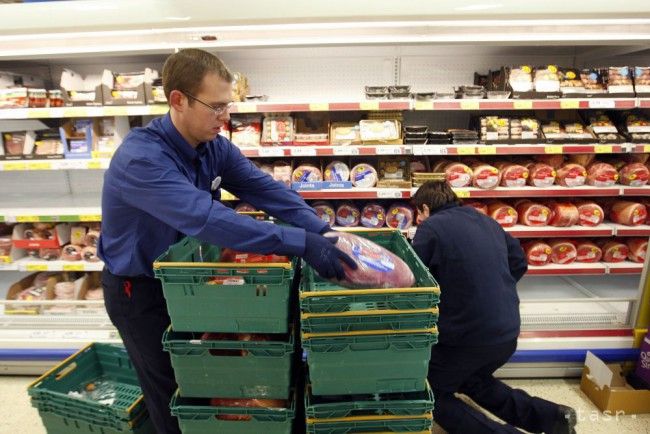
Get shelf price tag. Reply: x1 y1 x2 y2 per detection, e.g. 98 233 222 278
644 145 650 153
149 105 170 115
454 190 470 198
333 147 360 156
79 215 102 222
27 109 51 119
235 103 257 113
376 146 402 155
0 256 10 264
103 106 129 116
309 103 329 111
560 100 580 109
544 145 563 154
413 145 448 156
377 189 403 199
258 147 285 157
3 162 26 171
594 145 613 154
63 264 86 271
514 100 533 109
588 99 616 109
456 146 476 155
26 264 49 272
86 160 103 169
360 101 380 111
63 107 88 118
477 146 497 155
414 101 434 110
460 101 480 110
27 161 52 171
16 215 40 223
290 147 317 156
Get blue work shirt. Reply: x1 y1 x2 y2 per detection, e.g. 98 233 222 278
98 114 327 277
412 203 527 346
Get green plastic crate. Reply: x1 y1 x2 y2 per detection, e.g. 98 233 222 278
300 230 440 314
303 331 437 396
301 308 438 333
170 390 295 434
163 328 295 399
305 380 434 419
154 237 295 333
36 408 154 434
28 343 146 431
305 417 432 434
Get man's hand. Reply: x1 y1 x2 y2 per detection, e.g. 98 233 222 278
303 232 358 280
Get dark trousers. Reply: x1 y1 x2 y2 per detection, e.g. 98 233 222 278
429 339 560 434
101 268 181 434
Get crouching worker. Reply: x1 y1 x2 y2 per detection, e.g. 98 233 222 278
411 180 577 434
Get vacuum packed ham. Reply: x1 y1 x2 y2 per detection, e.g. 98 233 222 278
555 163 587 187
569 154 595 168
444 162 473 188
386 204 414 230
471 162 500 189
549 239 578 265
465 201 488 215
516 200 551 227
609 201 647 226
626 238 648 263
351 164 378 188
312 201 336 227
574 240 603 263
619 163 650 187
488 202 518 227
292 164 322 183
219 248 288 264
547 202 579 227
496 162 528 187
597 239 629 263
61 244 83 261
586 161 618 187
323 231 415 288
335 202 361 227
324 161 351 182
527 163 556 187
523 240 552 266
535 154 565 169
210 398 287 421
360 203 386 228
576 201 604 227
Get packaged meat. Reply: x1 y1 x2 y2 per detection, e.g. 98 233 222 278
272 161 292 187
54 281 75 300
597 239 629 263
635 66 650 87
324 161 350 182
581 69 606 91
559 68 584 92
61 244 83 261
547 202 579 227
39 248 61 261
360 203 386 229
444 162 473 188
586 162 618 187
292 164 322 183
575 201 604 227
487 202 518 228
234 203 257 213
471 162 500 190
3 132 25 155
508 66 534 92
523 240 552 266
534 65 560 92
516 200 551 227
555 163 587 187
219 248 288 264
16 286 47 301
230 115 262 147
527 163 556 188
261 116 294 145
607 66 634 91
330 123 361 146
312 201 336 227
350 164 378 188
495 162 528 187
322 231 415 289
574 240 603 263
359 120 401 142
84 230 100 247
465 201 488 215
81 246 99 262
626 238 648 263
410 160 427 174
379 158 409 181
70 226 87 245
335 202 361 227
569 154 596 168
609 201 647 226
534 154 564 169
619 162 650 187
386 204 414 230
549 239 577 265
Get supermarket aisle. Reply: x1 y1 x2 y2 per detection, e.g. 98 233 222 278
2 376 648 434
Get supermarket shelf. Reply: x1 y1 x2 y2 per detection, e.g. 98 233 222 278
0 158 110 171
238 144 410 158
527 261 643 276
298 188 411 200
630 143 650 154
608 223 650 237
0 105 169 119
0 258 103 272
449 186 621 199
621 186 650 196
230 100 412 113
506 224 613 238
607 262 644 275
413 98 637 111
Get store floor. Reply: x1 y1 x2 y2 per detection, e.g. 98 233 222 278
2 376 648 434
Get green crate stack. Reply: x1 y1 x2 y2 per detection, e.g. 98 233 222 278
27 343 155 434
304 380 435 434
155 236 298 434
299 229 439 432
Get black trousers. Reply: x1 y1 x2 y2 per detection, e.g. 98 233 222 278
101 268 181 434
429 339 560 434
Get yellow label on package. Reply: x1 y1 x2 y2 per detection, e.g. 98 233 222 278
79 215 101 222
514 100 533 110
235 103 257 113
17 215 40 222
594 145 613 154
26 264 49 272
560 100 580 109
414 101 434 110
544 146 563 154
63 264 85 271
478 146 497 155
0 256 11 264
309 103 329 111
27 161 52 171
644 145 650 153
3 162 26 171
460 101 480 110
454 190 470 198
457 146 476 155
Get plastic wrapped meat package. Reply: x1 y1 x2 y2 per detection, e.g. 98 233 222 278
292 163 322 183
323 161 350 182
312 201 336 227
230 115 262 147
336 202 360 227
360 203 386 228
386 204 414 230
322 231 415 289
533 65 560 92
330 123 361 146
272 161 292 187
350 163 378 188
262 116 294 145
508 66 533 92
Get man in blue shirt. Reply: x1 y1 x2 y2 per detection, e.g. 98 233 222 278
411 180 576 434
98 48 355 434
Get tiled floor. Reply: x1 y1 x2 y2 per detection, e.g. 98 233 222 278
2 376 648 433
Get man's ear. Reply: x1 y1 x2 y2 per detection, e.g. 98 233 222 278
422 204 430 215
169 90 186 112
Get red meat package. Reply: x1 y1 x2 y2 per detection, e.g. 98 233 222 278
219 248 288 264
210 397 287 421
323 231 415 289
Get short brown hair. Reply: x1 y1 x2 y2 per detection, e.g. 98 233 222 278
412 180 462 212
162 49 234 101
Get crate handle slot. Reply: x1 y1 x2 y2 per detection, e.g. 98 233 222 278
256 285 268 297
54 361 77 381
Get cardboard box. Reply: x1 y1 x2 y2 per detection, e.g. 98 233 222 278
101 68 158 106
5 273 62 314
12 223 71 250
580 351 650 414
60 69 103 107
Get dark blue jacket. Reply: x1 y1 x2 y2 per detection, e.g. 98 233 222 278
412 203 527 346
98 114 326 277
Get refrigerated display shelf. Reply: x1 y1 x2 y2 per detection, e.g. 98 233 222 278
526 262 643 276
0 159 110 171
0 258 104 272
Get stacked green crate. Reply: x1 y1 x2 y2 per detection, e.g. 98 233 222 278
27 343 155 434
154 237 297 434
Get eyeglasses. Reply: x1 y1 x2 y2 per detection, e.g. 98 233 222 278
183 92 233 116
